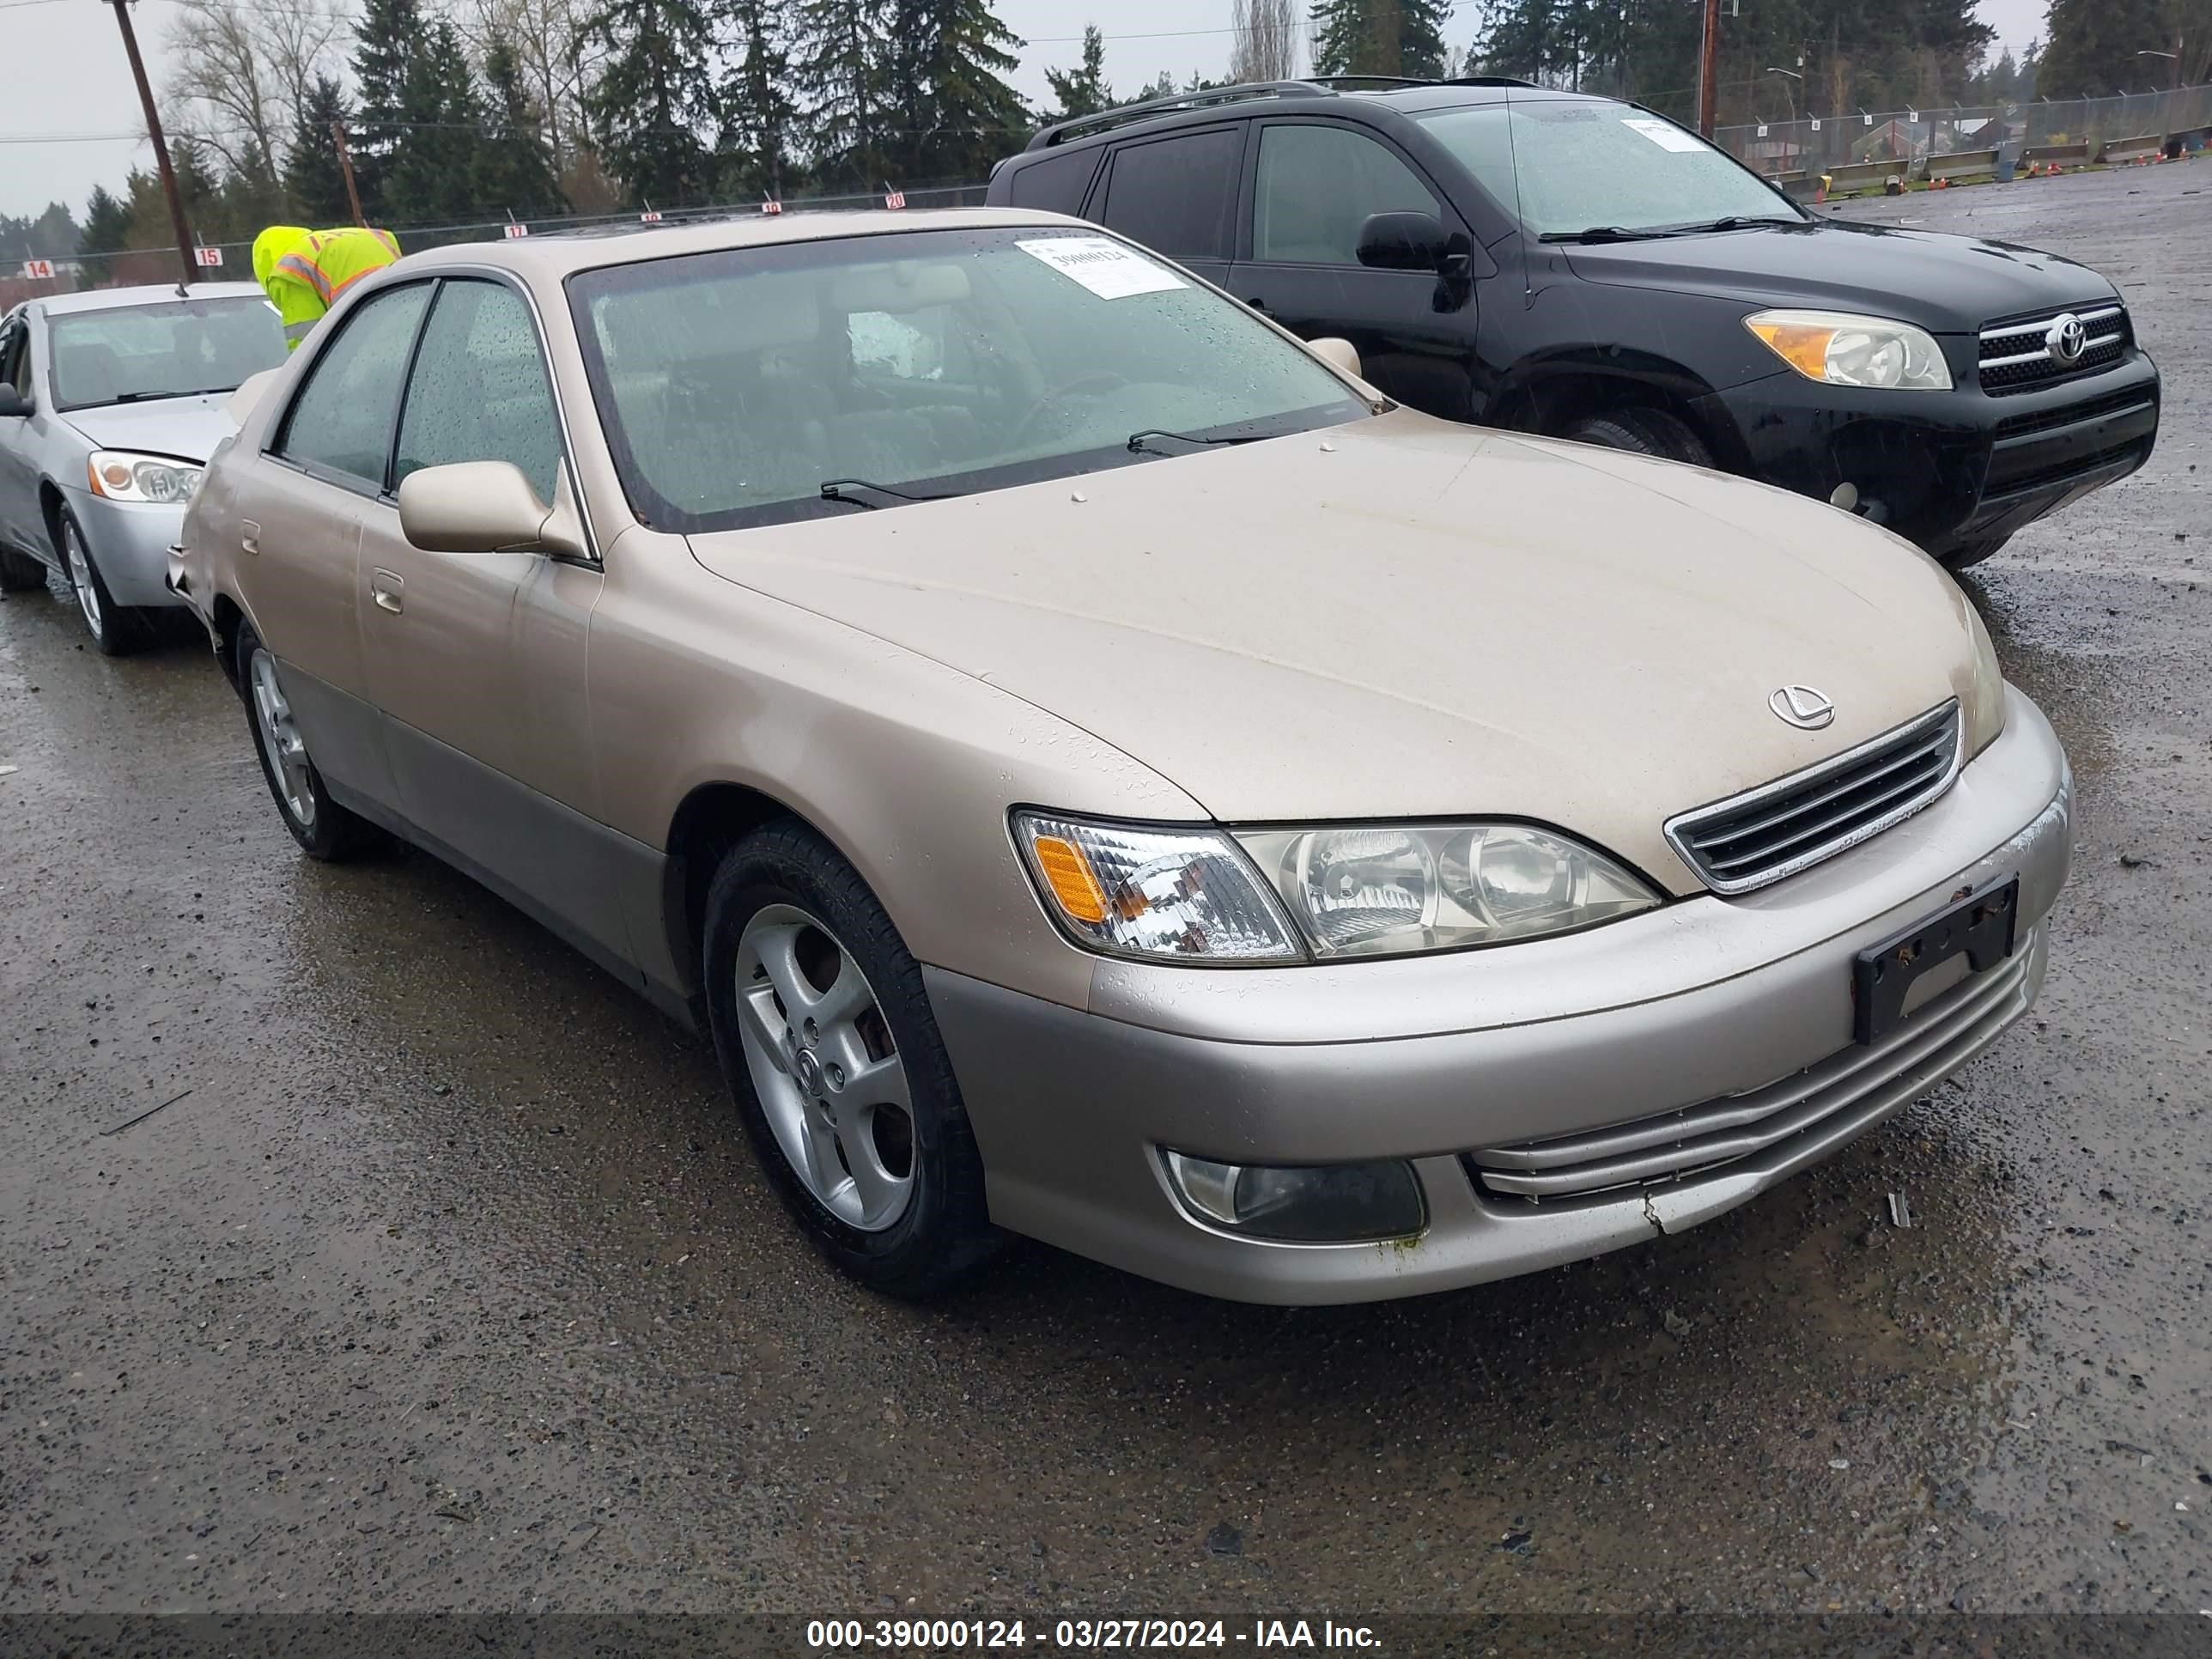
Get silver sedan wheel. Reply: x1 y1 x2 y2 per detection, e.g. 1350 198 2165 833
63 518 103 640
247 647 317 830
734 904 915 1232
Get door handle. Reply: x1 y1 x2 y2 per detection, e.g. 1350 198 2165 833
369 568 404 614
1246 295 1268 313
240 519 259 556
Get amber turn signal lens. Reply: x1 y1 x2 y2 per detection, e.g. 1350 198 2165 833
1743 319 1832 380
1030 833 1108 924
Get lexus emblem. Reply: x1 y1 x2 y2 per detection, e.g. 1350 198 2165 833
1770 684 1836 730
2045 312 2087 367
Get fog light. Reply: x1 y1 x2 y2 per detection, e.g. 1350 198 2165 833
1162 1151 1425 1243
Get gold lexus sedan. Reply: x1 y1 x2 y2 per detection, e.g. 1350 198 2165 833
171 209 2070 1304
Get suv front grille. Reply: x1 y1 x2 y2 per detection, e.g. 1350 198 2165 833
1664 701 1962 895
1979 304 2128 393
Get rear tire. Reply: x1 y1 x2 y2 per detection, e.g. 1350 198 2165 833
234 618 381 860
57 507 149 656
1939 533 2011 571
1564 406 1715 468
702 820 999 1297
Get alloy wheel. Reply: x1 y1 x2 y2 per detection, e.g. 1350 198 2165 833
733 904 915 1231
63 520 103 640
248 647 318 830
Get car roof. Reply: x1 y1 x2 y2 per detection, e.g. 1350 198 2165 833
39 281 270 316
398 207 1088 281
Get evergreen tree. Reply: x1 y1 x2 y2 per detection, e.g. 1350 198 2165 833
478 38 568 216
1043 24 1110 119
792 0 892 189
349 0 425 215
887 0 1028 179
285 76 357 225
1311 0 1451 78
2040 0 2172 96
716 0 799 198
80 187 132 260
386 21 486 223
585 0 717 207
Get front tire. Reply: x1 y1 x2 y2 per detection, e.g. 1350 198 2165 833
58 507 149 656
1564 406 1715 468
234 618 380 860
702 821 998 1297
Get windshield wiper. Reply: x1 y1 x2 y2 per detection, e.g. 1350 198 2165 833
1696 215 1807 232
1126 427 1270 456
819 477 956 510
1537 225 1686 244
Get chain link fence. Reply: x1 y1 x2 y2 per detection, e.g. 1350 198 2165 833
1713 84 2212 182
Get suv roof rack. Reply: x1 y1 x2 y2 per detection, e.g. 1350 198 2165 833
1024 75 1543 151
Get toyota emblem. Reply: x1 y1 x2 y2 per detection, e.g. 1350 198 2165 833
1770 684 1836 730
2045 313 2087 367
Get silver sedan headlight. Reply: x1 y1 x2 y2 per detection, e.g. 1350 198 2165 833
1015 811 1658 963
88 450 204 505
1743 309 1953 391
1236 823 1660 959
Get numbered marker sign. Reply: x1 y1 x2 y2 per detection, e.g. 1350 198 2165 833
19 258 53 279
503 222 530 239
884 189 907 210
639 210 662 223
194 246 225 267
1757 125 1769 138
762 199 784 216
1810 118 1822 131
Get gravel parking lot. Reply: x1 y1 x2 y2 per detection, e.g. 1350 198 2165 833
3 162 2207 1624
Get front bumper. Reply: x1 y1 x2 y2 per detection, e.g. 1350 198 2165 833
1710 353 2159 557
929 684 2071 1304
62 484 189 610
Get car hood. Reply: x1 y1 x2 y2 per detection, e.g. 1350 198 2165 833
1563 219 2119 331
61 393 236 463
685 410 1990 893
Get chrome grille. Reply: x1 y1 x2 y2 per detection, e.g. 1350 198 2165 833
1979 304 2127 394
1468 931 2038 1204
1665 701 1962 895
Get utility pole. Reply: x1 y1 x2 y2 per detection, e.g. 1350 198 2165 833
1697 0 1722 137
106 0 195 290
331 120 367 228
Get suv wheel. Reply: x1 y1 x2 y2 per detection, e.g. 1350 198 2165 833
235 619 380 860
703 821 998 1297
1565 407 1715 468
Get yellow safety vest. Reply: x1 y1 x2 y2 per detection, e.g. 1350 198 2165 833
254 226 403 350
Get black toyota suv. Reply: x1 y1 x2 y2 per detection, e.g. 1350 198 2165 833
988 77 2160 569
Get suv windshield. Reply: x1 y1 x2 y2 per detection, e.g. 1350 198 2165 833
1414 100 1806 238
568 225 1372 532
47 296 286 410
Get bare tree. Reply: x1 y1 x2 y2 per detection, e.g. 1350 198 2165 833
455 0 602 172
1229 0 1300 82
165 0 345 178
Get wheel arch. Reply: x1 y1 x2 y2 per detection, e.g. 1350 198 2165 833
661 781 853 1012
1486 352 1749 473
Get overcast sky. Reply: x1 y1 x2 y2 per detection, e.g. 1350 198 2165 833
2 0 2052 222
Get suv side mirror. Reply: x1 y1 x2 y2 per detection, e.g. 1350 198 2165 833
398 459 586 558
0 386 32 419
1356 210 1449 273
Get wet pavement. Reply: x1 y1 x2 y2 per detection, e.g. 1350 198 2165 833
3 164 2209 1621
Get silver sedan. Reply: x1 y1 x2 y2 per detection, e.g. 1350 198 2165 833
0 283 284 653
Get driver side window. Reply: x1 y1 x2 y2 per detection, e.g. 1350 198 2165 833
276 283 431 491
1253 125 1442 265
1 319 29 397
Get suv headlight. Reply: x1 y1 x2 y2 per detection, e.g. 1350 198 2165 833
1015 811 1659 963
88 450 204 504
1744 309 1952 391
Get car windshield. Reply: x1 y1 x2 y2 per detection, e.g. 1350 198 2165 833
568 225 1373 532
46 296 287 411
1414 100 1806 238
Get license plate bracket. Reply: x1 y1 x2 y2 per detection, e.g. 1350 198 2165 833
1852 879 2019 1046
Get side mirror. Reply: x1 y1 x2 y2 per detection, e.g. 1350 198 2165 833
1356 210 1449 273
1308 337 1363 380
0 386 32 419
397 459 586 557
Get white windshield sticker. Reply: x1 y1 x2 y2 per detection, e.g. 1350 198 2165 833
1621 118 1707 153
1017 236 1188 299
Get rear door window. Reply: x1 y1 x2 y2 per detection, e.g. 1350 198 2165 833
1006 149 1103 216
1096 127 1243 263
1253 124 1444 265
275 283 431 490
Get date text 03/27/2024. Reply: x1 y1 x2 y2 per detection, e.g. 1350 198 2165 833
805 1619 1384 1650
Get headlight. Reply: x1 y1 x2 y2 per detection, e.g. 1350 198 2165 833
1013 811 1303 962
1961 600 2007 756
1743 309 1953 391
1236 823 1660 958
88 450 204 504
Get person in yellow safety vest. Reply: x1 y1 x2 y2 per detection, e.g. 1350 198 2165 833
251 225 403 351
